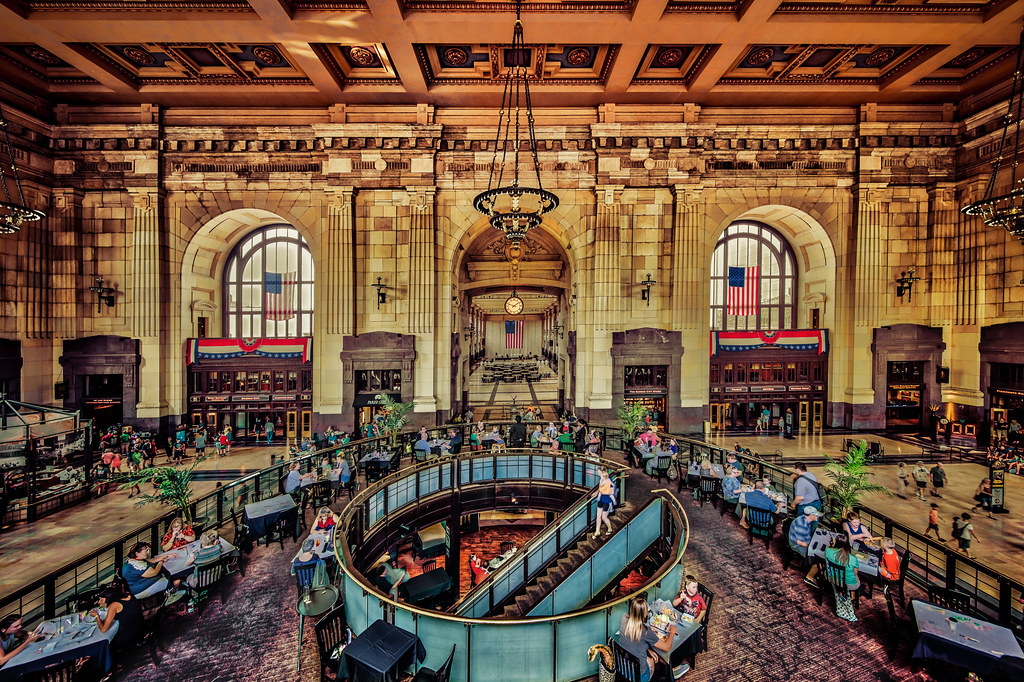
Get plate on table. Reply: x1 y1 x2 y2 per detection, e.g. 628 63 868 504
82 613 96 624
680 613 695 623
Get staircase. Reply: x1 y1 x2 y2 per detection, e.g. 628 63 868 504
499 501 634 618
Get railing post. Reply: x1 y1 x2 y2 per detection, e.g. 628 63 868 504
44 580 56 619
216 488 224 527
999 580 1013 626
945 550 958 591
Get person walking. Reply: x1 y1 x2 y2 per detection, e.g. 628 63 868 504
896 462 910 499
950 513 981 559
911 461 930 501
593 469 615 538
265 417 275 445
971 478 995 518
924 503 947 542
929 462 947 498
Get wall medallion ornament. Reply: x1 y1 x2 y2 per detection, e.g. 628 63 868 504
444 48 468 65
253 46 282 65
122 46 156 65
747 47 774 66
349 47 377 66
566 48 591 66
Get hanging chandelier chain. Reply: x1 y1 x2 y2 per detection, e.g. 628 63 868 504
0 104 45 234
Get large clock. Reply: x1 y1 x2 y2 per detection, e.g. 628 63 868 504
504 293 524 315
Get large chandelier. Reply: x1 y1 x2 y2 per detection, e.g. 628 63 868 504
961 26 1024 243
473 0 558 244
0 104 44 234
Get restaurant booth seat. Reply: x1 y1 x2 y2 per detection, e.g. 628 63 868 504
314 604 349 682
413 644 455 682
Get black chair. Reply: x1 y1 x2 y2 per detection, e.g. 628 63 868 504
821 557 861 611
779 518 811 572
188 558 227 616
653 455 673 483
688 582 714 670
928 585 972 614
308 481 332 511
260 516 290 550
610 639 646 682
745 508 778 549
500 540 514 554
110 607 163 668
413 644 456 682
18 657 90 682
250 489 265 503
696 476 721 510
295 561 320 596
421 559 438 573
882 549 911 608
314 604 349 682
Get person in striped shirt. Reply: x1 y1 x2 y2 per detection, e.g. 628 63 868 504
185 530 224 586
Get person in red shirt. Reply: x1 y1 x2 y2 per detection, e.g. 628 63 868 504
160 517 196 551
877 538 901 582
672 575 707 623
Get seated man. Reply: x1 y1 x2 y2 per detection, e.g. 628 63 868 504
787 507 823 584
441 428 462 454
739 481 778 529
284 462 314 496
377 561 410 600
413 435 432 459
181 530 224 588
122 542 184 603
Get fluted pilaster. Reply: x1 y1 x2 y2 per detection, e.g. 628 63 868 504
128 189 162 338
323 187 356 336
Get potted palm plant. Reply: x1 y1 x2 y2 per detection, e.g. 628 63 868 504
616 402 650 447
376 393 414 448
119 461 198 525
822 440 892 522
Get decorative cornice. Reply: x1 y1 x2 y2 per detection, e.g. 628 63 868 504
29 0 252 11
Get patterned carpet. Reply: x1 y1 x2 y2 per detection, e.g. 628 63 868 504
113 458 947 682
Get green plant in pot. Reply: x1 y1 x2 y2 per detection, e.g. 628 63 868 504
376 393 414 449
616 401 650 447
119 462 198 525
822 440 892 522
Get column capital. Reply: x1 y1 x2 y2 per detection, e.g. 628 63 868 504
407 186 436 212
594 185 625 206
126 187 164 212
671 184 704 204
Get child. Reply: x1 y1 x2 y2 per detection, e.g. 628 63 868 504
924 503 946 542
950 513 981 559
877 538 901 583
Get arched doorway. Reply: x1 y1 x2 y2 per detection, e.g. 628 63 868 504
453 226 573 421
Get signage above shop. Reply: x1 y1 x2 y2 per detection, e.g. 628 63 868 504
623 388 667 395
750 385 787 393
187 337 311 365
352 392 401 407
710 329 829 356
232 394 271 402
725 386 748 393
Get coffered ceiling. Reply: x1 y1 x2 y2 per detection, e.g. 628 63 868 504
1 0 1022 108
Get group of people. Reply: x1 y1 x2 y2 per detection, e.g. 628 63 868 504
896 461 948 500
463 417 600 455
987 439 1024 475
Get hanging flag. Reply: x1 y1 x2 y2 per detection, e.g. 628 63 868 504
727 266 760 316
505 319 524 349
265 272 297 321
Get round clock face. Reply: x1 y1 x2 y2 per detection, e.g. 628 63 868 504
505 295 524 315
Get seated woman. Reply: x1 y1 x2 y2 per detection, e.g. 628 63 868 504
469 554 489 584
842 512 877 553
377 561 410 600
313 507 338 533
617 596 685 681
91 585 144 649
161 517 196 552
0 614 43 667
721 466 742 503
184 530 223 572
824 536 860 621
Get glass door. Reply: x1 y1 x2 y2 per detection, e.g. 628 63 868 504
812 400 823 430
286 411 298 439
798 401 809 431
301 410 312 438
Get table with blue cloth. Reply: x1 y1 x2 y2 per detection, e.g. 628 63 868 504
911 600 1024 678
243 493 298 538
402 567 452 606
0 614 118 682
342 619 426 682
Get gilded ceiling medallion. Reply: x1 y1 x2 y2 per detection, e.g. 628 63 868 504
253 46 282 65
349 47 377 66
123 46 156 65
25 47 61 65
864 48 895 67
655 48 683 67
444 48 469 65
950 48 984 68
566 48 591 66
747 47 774 66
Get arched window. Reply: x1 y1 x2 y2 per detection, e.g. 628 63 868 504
224 225 314 338
709 222 797 331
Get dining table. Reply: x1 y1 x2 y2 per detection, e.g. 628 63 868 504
402 567 453 606
646 598 702 668
359 450 399 474
159 537 239 580
243 493 299 538
807 528 881 578
342 619 426 682
910 600 1024 678
0 613 119 682
295 585 340 672
735 487 788 515
291 527 337 573
687 462 724 479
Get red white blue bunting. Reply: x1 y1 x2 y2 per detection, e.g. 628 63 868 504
710 330 828 356
187 338 311 364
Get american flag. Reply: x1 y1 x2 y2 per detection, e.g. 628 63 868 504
264 272 297 321
505 320 524 349
727 266 760 316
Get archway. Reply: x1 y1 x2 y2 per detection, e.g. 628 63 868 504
707 205 839 433
452 220 575 422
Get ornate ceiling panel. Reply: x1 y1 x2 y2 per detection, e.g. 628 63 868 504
0 0 1019 107
73 43 310 87
311 44 401 88
0 44 98 88
416 44 617 87
632 44 717 86
720 44 941 86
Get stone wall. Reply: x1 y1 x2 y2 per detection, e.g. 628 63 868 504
0 101 1020 433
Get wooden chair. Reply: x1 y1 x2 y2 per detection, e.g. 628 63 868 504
314 604 349 682
696 476 721 510
421 559 438 573
653 455 674 483
18 657 91 682
822 557 861 611
188 557 227 616
500 540 514 554
928 585 972 614
688 583 714 670
610 639 646 682
745 508 778 549
413 644 456 682
308 481 332 511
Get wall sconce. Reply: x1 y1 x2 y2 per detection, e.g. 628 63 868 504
373 276 388 309
463 325 475 341
895 268 920 302
89 277 117 313
639 273 657 305
552 323 564 340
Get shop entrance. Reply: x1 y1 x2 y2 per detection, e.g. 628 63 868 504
81 374 123 431
885 361 924 431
